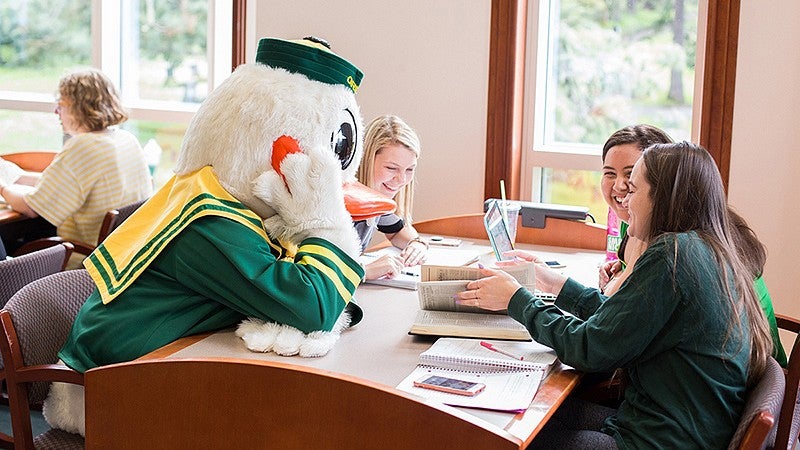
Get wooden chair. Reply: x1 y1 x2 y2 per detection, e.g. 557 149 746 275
0 270 95 449
0 151 58 173
776 313 800 450
729 357 785 450
84 358 523 450
413 213 606 251
13 198 148 258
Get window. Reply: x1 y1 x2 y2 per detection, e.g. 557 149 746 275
0 0 233 185
522 0 701 224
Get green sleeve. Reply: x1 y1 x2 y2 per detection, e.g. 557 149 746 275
172 217 363 333
754 276 787 367
508 235 683 372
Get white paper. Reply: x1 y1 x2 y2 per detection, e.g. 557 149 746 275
0 159 23 187
396 365 545 412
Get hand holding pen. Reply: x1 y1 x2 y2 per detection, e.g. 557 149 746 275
363 254 404 281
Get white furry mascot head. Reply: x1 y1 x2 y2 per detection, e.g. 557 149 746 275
175 36 385 257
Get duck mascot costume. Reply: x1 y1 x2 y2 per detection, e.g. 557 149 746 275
42 36 395 436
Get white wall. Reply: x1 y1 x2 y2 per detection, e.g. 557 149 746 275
252 1 491 221
729 0 800 322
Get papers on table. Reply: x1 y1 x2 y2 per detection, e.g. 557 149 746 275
360 246 483 290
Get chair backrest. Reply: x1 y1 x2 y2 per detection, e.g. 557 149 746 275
84 358 519 450
413 213 606 250
0 242 72 307
776 313 800 450
729 357 785 450
0 269 94 449
0 151 58 172
96 198 147 243
12 197 148 258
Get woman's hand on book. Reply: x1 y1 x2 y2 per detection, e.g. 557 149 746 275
456 267 520 311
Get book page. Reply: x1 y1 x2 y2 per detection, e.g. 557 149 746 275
409 310 531 341
396 365 545 412
417 280 488 313
421 264 536 290
0 159 23 188
417 264 536 313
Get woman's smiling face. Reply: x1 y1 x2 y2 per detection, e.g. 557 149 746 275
622 158 653 240
371 143 417 198
601 143 642 222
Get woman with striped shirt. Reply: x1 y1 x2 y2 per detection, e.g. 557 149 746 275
0 68 152 251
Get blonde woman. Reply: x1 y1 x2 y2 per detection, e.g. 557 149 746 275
355 115 427 280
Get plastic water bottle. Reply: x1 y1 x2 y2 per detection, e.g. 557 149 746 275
605 207 621 262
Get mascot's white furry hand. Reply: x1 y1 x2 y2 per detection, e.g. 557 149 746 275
254 149 361 257
236 309 352 357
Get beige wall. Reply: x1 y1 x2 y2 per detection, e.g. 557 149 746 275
253 0 491 222
729 0 800 322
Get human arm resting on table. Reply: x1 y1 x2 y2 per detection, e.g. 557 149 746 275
0 184 39 217
387 223 428 266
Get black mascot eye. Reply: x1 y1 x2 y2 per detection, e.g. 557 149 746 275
330 108 357 170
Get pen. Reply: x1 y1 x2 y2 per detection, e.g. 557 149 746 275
480 341 525 361
401 270 420 277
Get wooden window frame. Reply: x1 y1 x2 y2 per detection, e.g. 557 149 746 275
485 0 739 199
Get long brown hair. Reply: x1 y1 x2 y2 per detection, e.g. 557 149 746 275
641 142 772 383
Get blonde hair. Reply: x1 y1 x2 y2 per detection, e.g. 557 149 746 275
58 68 128 132
357 115 421 221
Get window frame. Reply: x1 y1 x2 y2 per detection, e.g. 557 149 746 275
485 0 740 201
0 0 235 128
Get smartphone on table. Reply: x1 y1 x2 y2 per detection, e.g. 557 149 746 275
413 375 486 396
545 260 565 269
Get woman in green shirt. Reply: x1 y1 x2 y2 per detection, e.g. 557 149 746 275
458 142 773 449
599 125 785 366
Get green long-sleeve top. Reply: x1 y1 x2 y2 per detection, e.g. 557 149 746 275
59 216 363 373
508 232 750 449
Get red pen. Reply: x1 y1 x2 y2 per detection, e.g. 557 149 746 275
480 341 524 361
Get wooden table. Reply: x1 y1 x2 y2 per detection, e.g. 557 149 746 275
0 206 55 255
140 238 604 448
0 207 23 225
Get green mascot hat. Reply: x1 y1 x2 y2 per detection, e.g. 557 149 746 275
255 36 363 93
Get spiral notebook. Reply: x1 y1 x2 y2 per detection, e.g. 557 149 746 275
396 338 557 411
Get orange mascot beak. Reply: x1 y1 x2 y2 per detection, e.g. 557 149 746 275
272 135 396 221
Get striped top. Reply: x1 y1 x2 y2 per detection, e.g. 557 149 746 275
25 128 152 245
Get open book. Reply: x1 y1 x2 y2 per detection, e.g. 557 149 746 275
0 159 23 189
396 337 558 411
409 264 541 341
